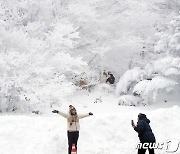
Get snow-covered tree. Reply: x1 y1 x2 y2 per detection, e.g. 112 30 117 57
1 0 180 110
0 1 87 113
115 67 145 96
116 13 180 105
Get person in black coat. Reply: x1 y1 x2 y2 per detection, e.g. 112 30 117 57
106 72 115 84
132 113 156 154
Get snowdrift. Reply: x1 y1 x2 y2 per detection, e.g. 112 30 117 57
0 93 180 154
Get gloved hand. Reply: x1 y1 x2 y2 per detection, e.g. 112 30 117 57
89 112 93 116
52 110 59 114
131 120 136 128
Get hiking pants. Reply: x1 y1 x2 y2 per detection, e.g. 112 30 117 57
67 131 79 154
138 147 155 154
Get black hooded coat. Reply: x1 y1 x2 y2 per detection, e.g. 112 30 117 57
106 74 115 84
134 114 156 143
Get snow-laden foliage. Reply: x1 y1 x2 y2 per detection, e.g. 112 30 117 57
154 33 170 54
154 56 180 76
151 15 180 78
0 0 177 77
116 13 180 105
0 3 88 113
53 0 176 77
154 15 180 56
115 67 145 96
133 76 177 103
0 0 180 111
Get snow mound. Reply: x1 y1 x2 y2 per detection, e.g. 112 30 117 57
118 95 142 106
133 76 177 102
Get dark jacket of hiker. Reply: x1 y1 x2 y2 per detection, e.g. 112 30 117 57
106 74 115 84
134 114 156 143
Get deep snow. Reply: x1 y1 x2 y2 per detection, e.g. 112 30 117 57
0 90 180 154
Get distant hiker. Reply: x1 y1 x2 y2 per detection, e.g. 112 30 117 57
106 71 115 84
52 105 93 154
132 113 156 154
100 70 108 83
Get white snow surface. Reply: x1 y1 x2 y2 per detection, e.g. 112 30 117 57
0 91 180 154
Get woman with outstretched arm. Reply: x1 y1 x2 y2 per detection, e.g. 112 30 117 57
52 105 93 154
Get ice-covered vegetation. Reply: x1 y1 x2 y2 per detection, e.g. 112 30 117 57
0 0 179 110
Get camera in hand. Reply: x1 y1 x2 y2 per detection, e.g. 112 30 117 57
131 120 134 125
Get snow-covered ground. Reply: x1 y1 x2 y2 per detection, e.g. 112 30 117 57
0 90 180 154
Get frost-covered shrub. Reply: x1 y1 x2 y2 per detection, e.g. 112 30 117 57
144 56 180 77
0 48 85 113
117 14 180 105
115 67 145 96
154 33 170 54
0 8 87 113
154 15 180 57
133 76 177 104
154 56 180 76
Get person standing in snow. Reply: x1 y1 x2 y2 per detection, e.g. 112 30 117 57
52 105 93 154
106 71 115 84
132 113 156 154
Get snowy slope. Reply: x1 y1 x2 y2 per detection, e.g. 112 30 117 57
0 91 180 154
0 115 67 154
